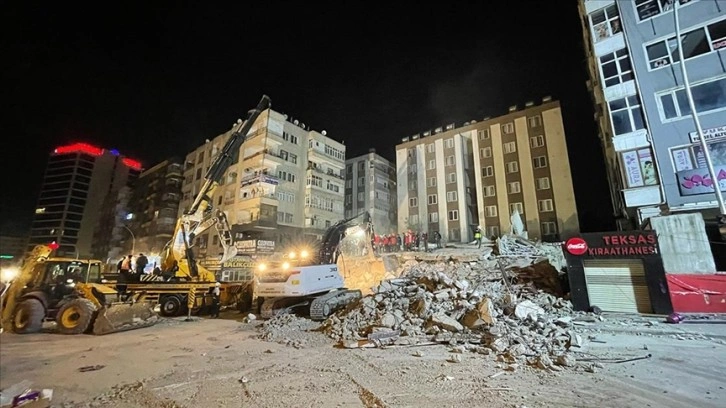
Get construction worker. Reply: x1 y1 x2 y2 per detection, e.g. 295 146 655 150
210 282 221 318
474 226 483 249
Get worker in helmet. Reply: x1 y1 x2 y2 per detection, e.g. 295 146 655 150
474 226 483 249
210 282 221 318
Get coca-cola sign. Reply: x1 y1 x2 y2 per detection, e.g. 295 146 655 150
565 237 588 256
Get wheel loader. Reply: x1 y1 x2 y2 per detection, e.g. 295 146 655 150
0 244 158 335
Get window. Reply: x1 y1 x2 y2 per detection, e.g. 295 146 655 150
195 168 202 180
657 76 726 121
479 129 490 140
609 95 645 135
449 228 461 240
536 177 551 190
429 212 439 223
671 138 726 172
428 160 436 170
503 141 517 154
290 135 298 145
508 182 521 194
502 123 514 134
533 156 548 168
646 18 726 70
409 197 418 207
483 185 496 197
345 179 352 188
427 144 435 153
541 222 557 235
481 147 492 158
447 173 456 184
409 180 417 190
486 226 500 238
530 135 545 148
358 192 365 201
358 177 365 187
599 48 633 87
621 148 659 188
446 155 455 166
346 165 352 174
509 202 524 215
538 199 554 212
528 115 542 127
448 210 459 221
410 214 419 225
635 0 693 21
590 4 621 43
506 161 519 173
445 138 454 148
428 194 438 205
482 166 494 177
427 177 436 187
485 205 498 217
446 191 458 202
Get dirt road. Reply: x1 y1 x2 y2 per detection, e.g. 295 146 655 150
1 313 724 408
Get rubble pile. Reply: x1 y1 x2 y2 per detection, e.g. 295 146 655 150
322 260 585 370
496 234 566 271
258 313 325 348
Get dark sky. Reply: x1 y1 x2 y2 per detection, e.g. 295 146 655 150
0 0 615 236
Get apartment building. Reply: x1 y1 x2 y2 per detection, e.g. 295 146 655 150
472 99 579 241
28 143 141 257
396 99 579 243
396 128 477 243
98 158 184 263
579 0 726 227
179 108 345 260
344 149 398 234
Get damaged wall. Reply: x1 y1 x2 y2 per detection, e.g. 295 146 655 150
650 213 716 274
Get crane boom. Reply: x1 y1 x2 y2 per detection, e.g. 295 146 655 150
161 95 271 281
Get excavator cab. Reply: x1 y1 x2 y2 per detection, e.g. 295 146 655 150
1 246 157 336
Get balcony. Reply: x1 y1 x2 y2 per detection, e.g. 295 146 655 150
240 173 280 187
307 163 345 180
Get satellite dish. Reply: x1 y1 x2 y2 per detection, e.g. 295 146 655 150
294 119 299 125
283 114 288 119
301 123 305 129
321 130 327 136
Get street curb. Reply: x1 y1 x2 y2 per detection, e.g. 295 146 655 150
591 325 726 341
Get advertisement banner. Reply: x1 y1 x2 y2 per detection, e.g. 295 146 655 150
622 150 643 188
672 148 694 172
676 165 726 196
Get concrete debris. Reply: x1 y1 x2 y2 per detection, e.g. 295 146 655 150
496 234 566 272
322 255 591 370
258 313 324 348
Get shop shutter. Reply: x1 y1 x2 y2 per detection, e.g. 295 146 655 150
583 259 652 314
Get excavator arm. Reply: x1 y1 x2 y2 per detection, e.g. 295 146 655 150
161 95 271 280
317 211 373 265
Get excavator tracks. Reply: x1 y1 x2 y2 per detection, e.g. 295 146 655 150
309 289 362 321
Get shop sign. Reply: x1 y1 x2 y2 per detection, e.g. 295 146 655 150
564 237 588 255
688 126 726 143
676 166 726 196
589 232 658 256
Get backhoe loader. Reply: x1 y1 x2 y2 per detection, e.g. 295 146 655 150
0 244 157 335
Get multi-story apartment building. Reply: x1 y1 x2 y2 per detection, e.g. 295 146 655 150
344 149 398 234
179 108 345 260
396 99 580 243
99 158 184 263
579 0 726 228
0 235 27 267
472 99 580 241
396 127 477 243
28 143 141 257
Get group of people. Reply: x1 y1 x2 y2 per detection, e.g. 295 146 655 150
371 230 443 253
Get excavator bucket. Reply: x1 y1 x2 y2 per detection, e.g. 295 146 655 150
92 301 158 335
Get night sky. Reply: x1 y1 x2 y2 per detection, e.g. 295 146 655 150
1 0 615 237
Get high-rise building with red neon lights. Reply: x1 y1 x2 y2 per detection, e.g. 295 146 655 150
28 142 142 257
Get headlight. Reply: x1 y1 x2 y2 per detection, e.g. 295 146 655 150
282 262 290 270
300 250 309 259
288 251 297 259
257 263 267 272
0 267 19 283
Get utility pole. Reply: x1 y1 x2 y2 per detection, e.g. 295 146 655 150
674 2 726 235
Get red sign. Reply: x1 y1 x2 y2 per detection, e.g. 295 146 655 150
565 237 588 255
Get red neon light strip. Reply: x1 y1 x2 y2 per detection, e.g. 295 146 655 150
122 157 142 171
54 143 104 156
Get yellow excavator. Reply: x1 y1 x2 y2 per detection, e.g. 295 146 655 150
0 244 157 335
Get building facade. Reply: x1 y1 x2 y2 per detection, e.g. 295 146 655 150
100 158 184 264
28 143 141 258
344 149 398 234
179 108 345 260
396 99 580 243
471 99 580 241
579 0 726 227
0 235 27 267
396 127 477 243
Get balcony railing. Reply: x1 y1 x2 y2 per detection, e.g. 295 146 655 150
240 173 280 187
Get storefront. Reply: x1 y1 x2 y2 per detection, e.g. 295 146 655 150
563 231 672 315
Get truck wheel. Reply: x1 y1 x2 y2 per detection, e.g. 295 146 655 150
56 298 96 335
159 295 182 317
12 299 45 334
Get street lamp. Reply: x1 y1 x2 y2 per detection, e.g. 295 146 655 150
122 225 135 254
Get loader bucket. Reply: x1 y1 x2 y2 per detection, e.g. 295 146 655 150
92 301 158 335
